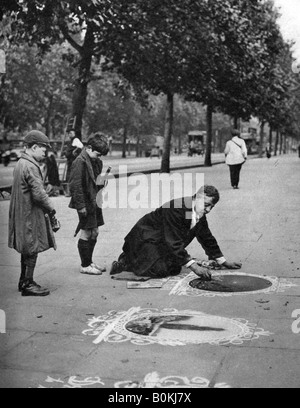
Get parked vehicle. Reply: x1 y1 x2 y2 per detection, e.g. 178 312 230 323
187 130 206 156
242 133 259 155
9 148 24 161
1 150 11 166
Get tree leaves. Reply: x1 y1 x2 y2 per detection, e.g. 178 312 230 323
1 0 299 141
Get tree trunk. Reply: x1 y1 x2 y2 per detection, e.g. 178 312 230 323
212 129 216 153
258 121 265 158
71 27 94 140
204 104 213 167
127 138 131 156
136 133 141 157
218 129 223 153
160 92 174 173
279 132 283 155
269 126 273 146
122 122 129 158
233 116 239 129
178 135 182 154
283 134 286 154
274 129 279 156
45 96 54 138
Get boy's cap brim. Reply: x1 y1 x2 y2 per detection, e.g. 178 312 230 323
24 130 51 147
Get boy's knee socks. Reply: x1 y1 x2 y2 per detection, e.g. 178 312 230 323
78 239 91 267
88 239 97 263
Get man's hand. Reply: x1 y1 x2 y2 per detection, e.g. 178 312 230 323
189 263 212 281
96 175 109 190
223 261 242 270
78 207 87 217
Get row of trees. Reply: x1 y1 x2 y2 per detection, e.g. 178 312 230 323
0 43 232 152
1 0 300 171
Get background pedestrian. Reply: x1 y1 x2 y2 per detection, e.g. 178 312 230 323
224 129 248 189
64 130 83 196
44 149 61 197
266 142 272 159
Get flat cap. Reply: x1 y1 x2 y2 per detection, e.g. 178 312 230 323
24 130 51 147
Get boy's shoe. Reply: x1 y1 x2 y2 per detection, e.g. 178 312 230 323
22 282 50 297
80 265 102 275
19 280 41 292
91 263 106 272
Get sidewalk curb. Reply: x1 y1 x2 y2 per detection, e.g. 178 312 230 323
0 161 226 194
112 160 226 179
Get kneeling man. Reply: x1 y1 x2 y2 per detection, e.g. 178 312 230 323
110 185 242 280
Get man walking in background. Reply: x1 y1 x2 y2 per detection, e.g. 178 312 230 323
224 129 248 189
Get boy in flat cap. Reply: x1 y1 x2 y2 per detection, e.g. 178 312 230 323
69 132 109 275
8 130 59 296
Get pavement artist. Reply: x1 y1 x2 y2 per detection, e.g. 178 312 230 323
69 132 109 276
110 185 242 280
8 130 60 297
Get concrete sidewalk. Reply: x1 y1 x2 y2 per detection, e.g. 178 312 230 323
0 154 299 389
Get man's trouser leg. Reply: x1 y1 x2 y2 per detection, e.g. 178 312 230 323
23 253 38 283
234 163 243 187
146 257 182 278
19 255 27 291
229 164 242 187
229 165 235 187
21 254 50 296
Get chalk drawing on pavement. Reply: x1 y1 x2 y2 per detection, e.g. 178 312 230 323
115 371 231 388
37 376 104 388
37 372 231 388
82 307 272 346
168 272 297 297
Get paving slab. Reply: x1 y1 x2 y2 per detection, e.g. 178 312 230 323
214 348 300 388
69 343 231 388
0 332 95 374
0 368 74 389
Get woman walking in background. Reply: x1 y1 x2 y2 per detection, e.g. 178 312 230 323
224 129 248 189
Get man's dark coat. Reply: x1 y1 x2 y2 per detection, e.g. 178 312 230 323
123 196 223 277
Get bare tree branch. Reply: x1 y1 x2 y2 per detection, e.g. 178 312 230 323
59 22 83 55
